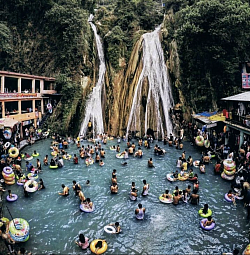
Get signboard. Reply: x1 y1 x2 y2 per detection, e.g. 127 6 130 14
242 73 250 89
0 93 37 98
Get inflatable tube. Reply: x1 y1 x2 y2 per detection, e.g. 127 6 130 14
104 225 116 234
224 193 234 202
223 159 236 170
17 181 24 186
195 136 204 147
24 180 38 192
32 153 39 157
85 158 94 166
51 151 58 156
198 208 212 218
116 153 125 159
159 196 173 204
3 172 15 178
100 163 105 167
243 244 250 255
6 194 18 202
221 171 235 181
24 156 33 161
200 219 215 231
5 180 15 185
80 204 95 213
3 166 13 175
224 169 236 176
8 147 19 158
62 155 72 160
3 175 15 181
27 173 38 180
193 160 200 168
178 173 189 181
49 165 58 169
204 140 210 149
3 142 11 150
110 147 116 151
90 240 108 255
166 174 176 182
8 218 29 242
1 217 9 224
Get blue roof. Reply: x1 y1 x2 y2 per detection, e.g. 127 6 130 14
196 111 217 117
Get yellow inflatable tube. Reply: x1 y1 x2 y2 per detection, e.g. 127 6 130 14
90 239 107 254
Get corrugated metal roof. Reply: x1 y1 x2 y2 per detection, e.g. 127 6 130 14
0 118 19 128
221 91 250 102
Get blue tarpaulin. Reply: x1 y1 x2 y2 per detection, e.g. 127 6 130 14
196 111 217 117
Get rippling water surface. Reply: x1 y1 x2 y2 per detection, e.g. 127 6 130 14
6 139 250 254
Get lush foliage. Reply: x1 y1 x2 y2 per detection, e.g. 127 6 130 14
97 0 164 69
165 0 250 112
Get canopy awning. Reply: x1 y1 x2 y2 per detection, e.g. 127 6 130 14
0 118 19 128
221 92 250 102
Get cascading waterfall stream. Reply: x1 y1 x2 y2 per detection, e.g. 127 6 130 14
79 14 106 138
126 26 174 139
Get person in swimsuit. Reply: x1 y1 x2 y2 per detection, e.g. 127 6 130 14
36 159 42 172
203 215 215 227
130 188 138 201
148 158 154 168
135 203 146 220
58 184 69 196
188 189 199 205
38 178 45 190
142 180 149 196
109 222 121 234
72 180 81 196
75 233 89 250
110 183 118 194
162 190 173 199
172 191 180 205
78 190 86 203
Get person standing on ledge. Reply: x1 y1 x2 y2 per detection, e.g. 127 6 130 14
88 120 92 132
135 203 146 220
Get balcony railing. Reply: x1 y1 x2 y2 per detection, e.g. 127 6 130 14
226 113 250 130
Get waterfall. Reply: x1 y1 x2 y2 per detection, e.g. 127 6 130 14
79 14 106 138
126 26 174 139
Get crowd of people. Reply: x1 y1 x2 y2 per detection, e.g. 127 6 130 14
0 121 250 253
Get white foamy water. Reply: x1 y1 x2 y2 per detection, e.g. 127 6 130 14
126 26 174 138
79 14 106 137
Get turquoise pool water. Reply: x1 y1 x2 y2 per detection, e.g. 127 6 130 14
4 138 249 254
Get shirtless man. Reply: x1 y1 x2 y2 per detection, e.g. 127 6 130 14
111 175 117 185
188 189 199 205
78 190 86 203
58 184 69 196
110 183 118 194
43 155 48 166
100 149 105 158
173 191 180 205
135 147 143 158
148 158 154 168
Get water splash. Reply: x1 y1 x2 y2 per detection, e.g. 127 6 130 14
79 14 106 137
126 26 174 139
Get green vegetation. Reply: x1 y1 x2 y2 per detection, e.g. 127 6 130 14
96 0 164 69
164 0 250 112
